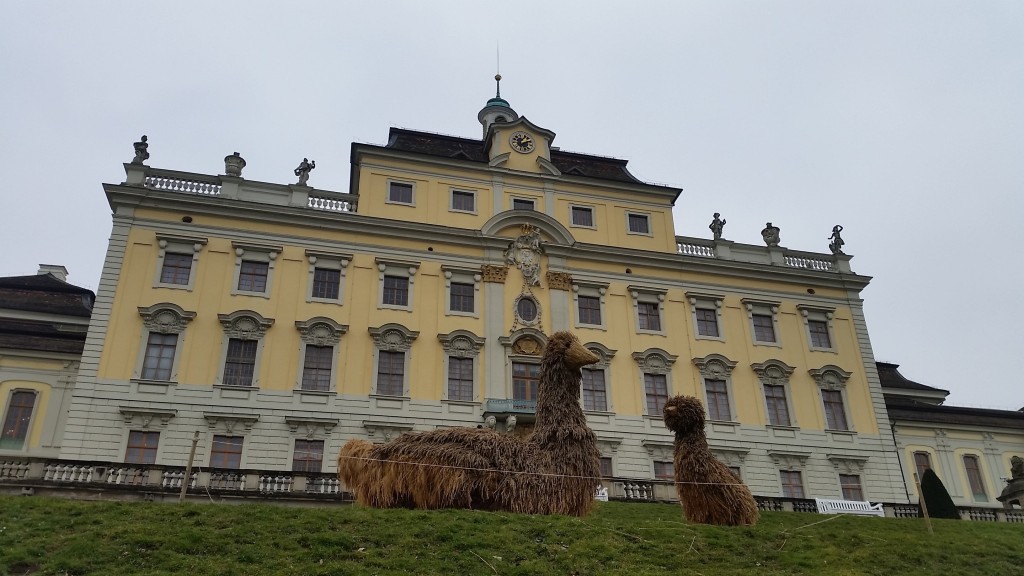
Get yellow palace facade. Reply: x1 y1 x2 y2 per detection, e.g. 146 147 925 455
57 86 908 503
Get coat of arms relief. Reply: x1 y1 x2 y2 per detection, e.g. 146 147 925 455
503 224 544 286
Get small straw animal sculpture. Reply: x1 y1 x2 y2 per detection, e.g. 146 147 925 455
338 331 603 516
663 395 759 526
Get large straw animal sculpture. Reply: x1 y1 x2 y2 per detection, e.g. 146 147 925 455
663 395 759 526
338 331 602 516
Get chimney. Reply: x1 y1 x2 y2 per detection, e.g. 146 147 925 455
37 264 69 282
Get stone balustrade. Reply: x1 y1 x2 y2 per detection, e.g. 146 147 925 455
9 457 1021 521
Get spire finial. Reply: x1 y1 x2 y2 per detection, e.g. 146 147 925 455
495 73 502 99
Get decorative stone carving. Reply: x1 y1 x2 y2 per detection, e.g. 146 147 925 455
546 271 572 291
438 330 485 358
224 151 246 177
709 212 726 240
998 456 1024 509
1012 456 1024 479
808 365 852 390
828 225 845 255
596 436 623 453
218 310 274 339
481 264 508 283
368 323 419 352
295 317 348 346
505 414 517 433
512 336 543 356
483 415 497 430
363 420 413 442
503 224 544 286
711 448 749 468
138 303 196 334
632 348 678 373
761 222 781 247
692 354 738 379
751 360 795 387
132 135 149 165
294 158 315 186
284 416 338 438
641 439 674 460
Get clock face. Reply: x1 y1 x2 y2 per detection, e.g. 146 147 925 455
509 131 536 154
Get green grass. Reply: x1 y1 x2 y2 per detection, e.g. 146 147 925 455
1 496 1021 575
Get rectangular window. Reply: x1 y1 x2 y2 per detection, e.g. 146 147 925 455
450 282 475 313
764 384 791 426
210 435 243 469
728 466 742 482
628 213 650 234
451 190 475 212
704 379 731 421
125 430 160 465
312 268 341 300
963 455 987 500
822 389 849 430
582 368 607 412
382 275 409 307
752 314 776 342
695 308 720 337
389 182 413 204
377 351 405 396
237 260 269 293
839 474 864 501
301 345 334 392
637 302 661 331
644 373 669 415
809 320 832 348
141 332 177 381
599 456 613 478
160 252 193 285
512 198 535 211
578 295 602 325
512 362 540 402
222 338 258 387
913 452 932 479
292 439 325 473
571 206 594 227
781 470 805 498
654 461 674 480
0 390 37 450
447 356 474 401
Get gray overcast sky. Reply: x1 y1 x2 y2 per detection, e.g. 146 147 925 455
1 2 1021 408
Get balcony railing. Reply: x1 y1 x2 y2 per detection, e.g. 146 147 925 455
485 398 538 414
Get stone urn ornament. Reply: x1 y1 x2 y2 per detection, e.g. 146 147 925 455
761 222 781 247
224 152 246 177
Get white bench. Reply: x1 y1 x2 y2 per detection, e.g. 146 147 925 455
815 498 885 517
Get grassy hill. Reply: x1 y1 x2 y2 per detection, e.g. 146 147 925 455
1 495 1021 575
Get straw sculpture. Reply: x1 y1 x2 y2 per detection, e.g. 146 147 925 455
337 331 602 516
663 395 759 526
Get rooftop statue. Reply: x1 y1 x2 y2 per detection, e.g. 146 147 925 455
1012 455 1023 480
709 213 727 240
828 225 846 255
132 135 149 165
761 222 781 247
294 158 316 186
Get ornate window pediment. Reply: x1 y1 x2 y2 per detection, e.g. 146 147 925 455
692 354 738 379
218 310 274 339
119 406 177 428
499 328 547 357
284 415 339 438
632 348 678 374
203 411 259 433
438 330 485 358
751 359 796 386
641 439 674 461
711 447 750 468
138 303 196 334
828 454 868 474
295 317 348 346
369 323 419 352
768 449 811 469
808 365 852 390
363 420 414 442
584 342 617 368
